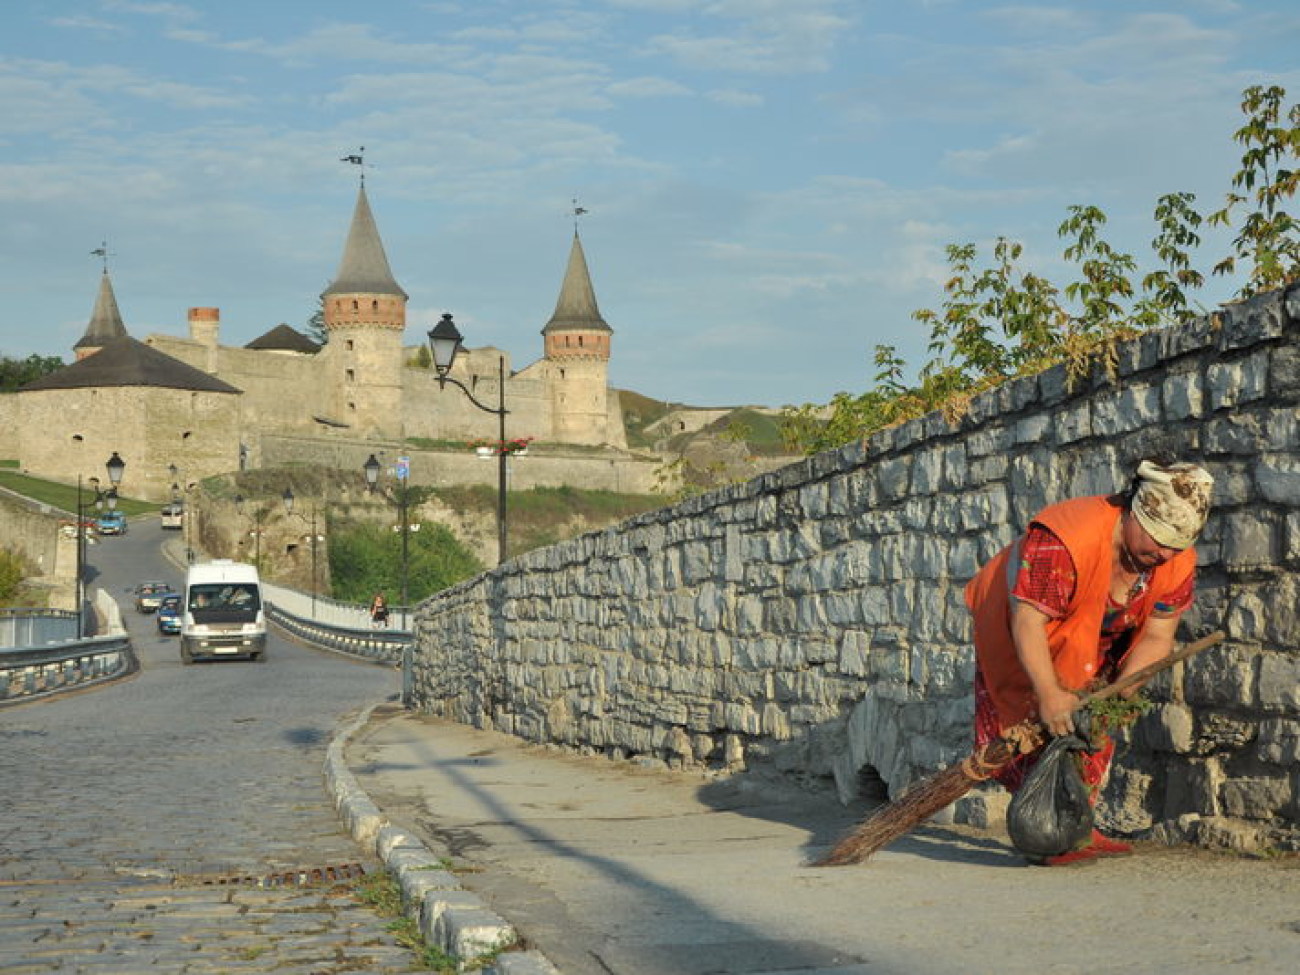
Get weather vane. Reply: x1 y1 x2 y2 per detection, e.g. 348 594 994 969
89 240 113 272
340 146 367 183
572 197 588 233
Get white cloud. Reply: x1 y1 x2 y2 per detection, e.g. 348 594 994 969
607 76 691 97
706 87 762 107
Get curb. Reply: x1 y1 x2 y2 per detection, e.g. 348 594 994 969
325 703 561 974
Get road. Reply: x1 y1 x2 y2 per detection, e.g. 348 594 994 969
0 518 412 973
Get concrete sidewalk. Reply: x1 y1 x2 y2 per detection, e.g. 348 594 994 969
332 703 1300 975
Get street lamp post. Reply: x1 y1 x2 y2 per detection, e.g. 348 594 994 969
76 453 125 638
171 464 197 563
427 312 509 565
282 487 322 618
234 494 270 570
363 454 418 625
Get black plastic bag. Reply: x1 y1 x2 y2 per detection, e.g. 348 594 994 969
1006 715 1095 858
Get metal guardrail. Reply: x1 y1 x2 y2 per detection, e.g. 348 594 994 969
259 581 415 632
0 632 136 706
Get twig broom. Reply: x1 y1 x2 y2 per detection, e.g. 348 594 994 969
815 630 1226 866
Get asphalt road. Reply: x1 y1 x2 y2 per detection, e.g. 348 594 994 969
0 518 413 973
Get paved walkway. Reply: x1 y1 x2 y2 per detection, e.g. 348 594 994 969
336 703 1300 975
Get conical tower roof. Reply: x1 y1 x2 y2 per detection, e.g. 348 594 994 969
74 271 128 351
321 184 407 299
542 231 611 334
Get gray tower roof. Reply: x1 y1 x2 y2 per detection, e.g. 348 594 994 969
245 323 321 353
74 271 128 351
21 336 242 394
321 184 408 299
542 231 611 335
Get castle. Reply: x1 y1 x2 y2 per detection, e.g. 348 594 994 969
5 181 651 501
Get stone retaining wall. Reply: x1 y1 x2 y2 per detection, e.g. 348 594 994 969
409 287 1300 852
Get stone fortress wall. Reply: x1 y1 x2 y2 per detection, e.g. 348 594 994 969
406 286 1300 852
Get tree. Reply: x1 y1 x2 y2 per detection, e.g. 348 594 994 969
779 84 1299 457
0 354 65 392
305 301 328 346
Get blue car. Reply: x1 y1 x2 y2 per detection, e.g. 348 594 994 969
97 510 127 535
156 593 183 635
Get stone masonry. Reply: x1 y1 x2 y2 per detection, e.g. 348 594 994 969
410 288 1300 852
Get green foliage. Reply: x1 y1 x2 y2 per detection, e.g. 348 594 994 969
0 354 65 391
0 548 25 602
407 344 432 368
1137 192 1205 328
781 83 1300 456
329 518 482 604
304 300 328 346
1209 84 1300 295
433 483 664 556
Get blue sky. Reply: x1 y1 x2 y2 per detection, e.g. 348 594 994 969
2 1 1297 409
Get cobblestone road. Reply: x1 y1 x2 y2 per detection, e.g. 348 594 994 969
0 521 414 973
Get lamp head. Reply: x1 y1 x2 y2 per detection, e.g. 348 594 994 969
427 313 463 376
282 487 295 514
105 452 125 486
363 454 381 492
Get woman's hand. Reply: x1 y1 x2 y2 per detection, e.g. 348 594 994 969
1036 684 1080 736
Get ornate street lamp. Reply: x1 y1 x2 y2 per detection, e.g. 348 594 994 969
234 494 270 570
76 454 125 638
426 312 509 565
363 453 416 616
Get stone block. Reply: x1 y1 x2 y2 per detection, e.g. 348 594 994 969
1219 776 1291 819
1255 718 1300 766
1259 652 1300 709
1134 703 1194 753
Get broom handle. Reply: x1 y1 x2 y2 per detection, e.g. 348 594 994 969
1071 629 1226 711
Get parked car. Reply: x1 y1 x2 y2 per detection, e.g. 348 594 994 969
156 594 183 635
161 503 184 530
134 581 172 613
97 510 127 535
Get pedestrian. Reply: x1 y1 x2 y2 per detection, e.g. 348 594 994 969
369 592 389 628
964 458 1214 866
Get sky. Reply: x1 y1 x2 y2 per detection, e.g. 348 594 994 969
1 1 1297 410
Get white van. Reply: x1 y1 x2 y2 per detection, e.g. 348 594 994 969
180 560 267 664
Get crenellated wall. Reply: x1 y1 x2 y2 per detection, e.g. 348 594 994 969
408 287 1300 853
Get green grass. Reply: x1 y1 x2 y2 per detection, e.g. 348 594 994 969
0 469 158 516
431 483 666 559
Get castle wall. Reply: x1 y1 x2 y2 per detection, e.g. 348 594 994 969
259 434 663 495
17 386 240 501
403 287 1300 854
146 335 328 439
402 359 555 445
0 394 19 461
0 485 70 589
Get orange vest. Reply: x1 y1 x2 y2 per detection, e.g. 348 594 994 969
965 495 1197 730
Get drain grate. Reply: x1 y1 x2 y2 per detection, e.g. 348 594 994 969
187 862 369 888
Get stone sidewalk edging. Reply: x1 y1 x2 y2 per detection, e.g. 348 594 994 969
325 702 561 974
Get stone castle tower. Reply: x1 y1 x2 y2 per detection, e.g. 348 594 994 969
319 179 408 438
542 231 615 445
